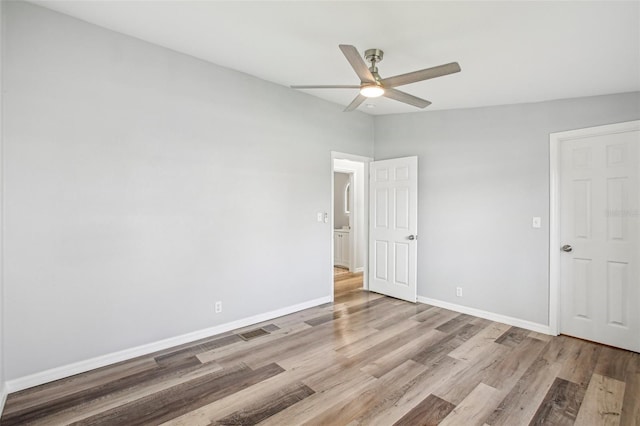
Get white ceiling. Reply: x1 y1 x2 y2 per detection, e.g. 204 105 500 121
30 1 640 115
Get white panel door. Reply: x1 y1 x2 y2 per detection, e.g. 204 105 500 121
559 125 640 352
369 156 418 302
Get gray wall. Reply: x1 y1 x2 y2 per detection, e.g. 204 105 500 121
374 92 640 325
333 172 350 229
2 2 373 380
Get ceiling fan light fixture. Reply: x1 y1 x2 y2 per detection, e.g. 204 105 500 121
360 84 384 98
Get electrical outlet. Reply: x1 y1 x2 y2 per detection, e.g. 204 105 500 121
215 301 222 313
456 287 463 297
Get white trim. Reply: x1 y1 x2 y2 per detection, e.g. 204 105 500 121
549 131 561 336
355 267 364 273
0 384 7 418
5 296 330 393
549 120 640 337
417 296 552 335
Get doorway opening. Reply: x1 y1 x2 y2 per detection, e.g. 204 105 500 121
331 152 371 301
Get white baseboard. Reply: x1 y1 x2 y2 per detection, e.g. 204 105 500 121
6 296 331 394
0 383 7 417
417 296 552 335
355 267 364 273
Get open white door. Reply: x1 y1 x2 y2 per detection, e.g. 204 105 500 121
368 156 418 302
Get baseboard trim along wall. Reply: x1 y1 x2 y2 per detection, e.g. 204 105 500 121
417 296 553 336
0 384 8 417
5 296 331 394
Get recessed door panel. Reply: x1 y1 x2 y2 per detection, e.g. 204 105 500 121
606 144 626 167
606 177 626 241
394 242 409 286
572 147 592 169
395 166 409 181
395 187 409 230
374 240 388 281
573 179 591 239
572 258 591 319
375 188 389 229
607 261 627 327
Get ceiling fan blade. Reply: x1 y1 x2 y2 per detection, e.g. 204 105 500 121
291 85 360 89
380 62 461 88
339 44 375 84
383 88 432 108
344 94 367 112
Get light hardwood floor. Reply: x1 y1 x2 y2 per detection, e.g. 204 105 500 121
2 274 639 425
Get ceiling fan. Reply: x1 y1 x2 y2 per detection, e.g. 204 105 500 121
291 44 461 112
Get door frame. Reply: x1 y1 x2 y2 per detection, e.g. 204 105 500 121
331 152 373 301
549 120 640 336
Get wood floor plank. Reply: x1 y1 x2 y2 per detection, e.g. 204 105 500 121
392 394 455 426
481 336 547 391
448 322 511 362
69 363 284 425
529 377 586 425
432 339 510 406
163 348 358 425
214 382 315 425
258 370 376 426
303 359 429 425
485 337 576 425
29 361 225 426
411 321 487 366
413 306 459 327
557 338 602 388
594 345 635 382
575 373 626 426
360 328 447 378
1 355 202 425
335 317 422 358
439 382 502 426
368 302 433 330
2 356 158 416
494 326 530 348
154 334 243 366
620 354 640 426
353 356 468 426
435 313 475 333
195 322 311 364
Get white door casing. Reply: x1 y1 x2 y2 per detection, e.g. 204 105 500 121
369 156 418 303
550 121 640 352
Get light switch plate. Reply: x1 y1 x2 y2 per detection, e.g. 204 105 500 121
532 217 541 228
317 212 323 222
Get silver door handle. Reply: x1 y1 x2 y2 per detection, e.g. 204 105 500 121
408 235 417 240
561 244 572 252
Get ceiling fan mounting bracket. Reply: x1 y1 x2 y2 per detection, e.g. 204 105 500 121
364 48 384 74
364 48 384 64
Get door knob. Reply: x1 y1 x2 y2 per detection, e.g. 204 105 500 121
561 244 573 252
408 235 417 240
